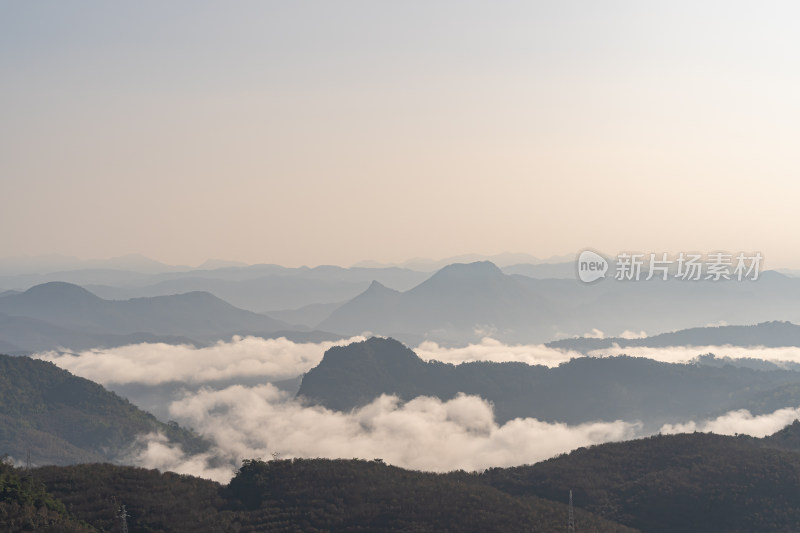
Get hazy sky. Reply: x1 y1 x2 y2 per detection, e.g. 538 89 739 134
2 1 799 267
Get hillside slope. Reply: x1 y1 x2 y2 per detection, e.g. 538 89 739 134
0 353 207 465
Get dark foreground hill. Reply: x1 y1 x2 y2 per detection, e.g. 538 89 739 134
18 426 800 532
0 353 207 465
297 337 800 429
480 429 800 533
29 459 633 533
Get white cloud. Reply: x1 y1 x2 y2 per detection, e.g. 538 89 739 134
132 385 638 482
415 337 581 367
587 345 800 365
659 406 800 438
584 328 605 339
618 329 647 339
34 336 800 483
35 335 365 385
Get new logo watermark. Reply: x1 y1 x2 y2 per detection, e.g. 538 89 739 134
576 251 763 283
577 250 608 282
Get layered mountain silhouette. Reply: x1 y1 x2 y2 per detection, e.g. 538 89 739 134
0 263 431 314
5 259 800 346
0 282 292 353
298 337 800 430
316 261 800 345
319 262 559 344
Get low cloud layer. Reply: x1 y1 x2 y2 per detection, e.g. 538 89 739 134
587 345 800 365
130 385 638 482
660 406 800 438
34 336 800 483
36 336 365 385
415 337 583 367
37 335 800 386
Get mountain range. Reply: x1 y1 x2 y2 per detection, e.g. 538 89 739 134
549 320 800 353
0 281 299 354
298 337 800 430
320 261 800 345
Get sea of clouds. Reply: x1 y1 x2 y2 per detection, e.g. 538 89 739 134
35 335 800 483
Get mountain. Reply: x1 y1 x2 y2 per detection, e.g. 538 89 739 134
0 262 430 315
317 261 800 345
0 353 207 465
480 431 800 533
72 265 429 314
548 320 800 353
0 253 189 277
319 262 559 344
298 337 800 429
24 427 800 532
30 459 634 532
355 252 570 271
0 282 289 344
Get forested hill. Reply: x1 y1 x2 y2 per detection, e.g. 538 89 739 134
29 459 634 532
480 429 800 533
7 425 800 531
0 353 207 465
17 425 800 532
298 336 800 429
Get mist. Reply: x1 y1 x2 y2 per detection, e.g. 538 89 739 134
660 406 800 438
129 385 638 483
34 336 800 483
36 335 365 385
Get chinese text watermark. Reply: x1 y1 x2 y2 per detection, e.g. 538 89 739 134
577 251 762 283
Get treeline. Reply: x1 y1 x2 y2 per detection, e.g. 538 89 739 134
8 426 800 531
0 459 93 532
0 353 208 465
479 428 800 533
27 459 633 532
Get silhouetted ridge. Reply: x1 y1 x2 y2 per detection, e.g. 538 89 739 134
548 320 800 352
19 281 102 304
298 337 431 411
363 279 396 294
298 337 800 428
427 260 505 281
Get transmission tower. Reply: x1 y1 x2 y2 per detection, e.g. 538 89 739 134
119 504 129 533
568 489 576 533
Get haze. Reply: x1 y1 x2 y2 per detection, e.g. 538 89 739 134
2 1 799 267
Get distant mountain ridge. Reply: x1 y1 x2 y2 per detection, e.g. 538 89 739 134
318 261 800 345
0 281 296 353
0 281 288 336
298 337 800 430
548 320 800 353
319 262 559 344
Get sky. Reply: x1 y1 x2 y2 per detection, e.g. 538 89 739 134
2 1 799 268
